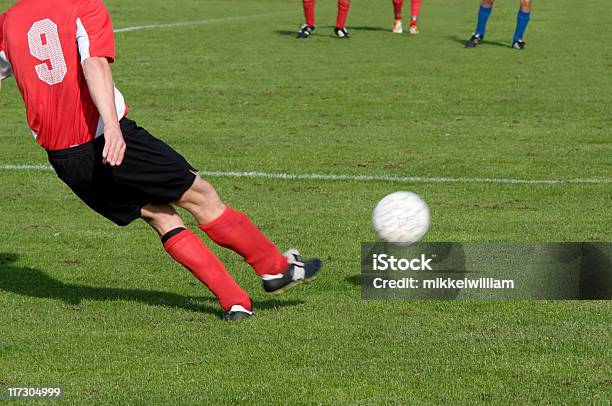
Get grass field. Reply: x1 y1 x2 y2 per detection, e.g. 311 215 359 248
0 0 611 404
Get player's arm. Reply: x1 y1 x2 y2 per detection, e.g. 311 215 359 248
78 0 124 166
81 57 125 166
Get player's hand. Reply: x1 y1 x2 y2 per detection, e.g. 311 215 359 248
102 124 126 166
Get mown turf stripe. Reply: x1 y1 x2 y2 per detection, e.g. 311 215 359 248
1 164 611 185
113 12 292 33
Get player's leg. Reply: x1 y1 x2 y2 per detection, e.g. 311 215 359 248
409 0 423 34
297 0 316 38
334 0 351 38
176 175 322 293
512 0 531 49
392 0 404 33
141 203 253 320
465 0 495 47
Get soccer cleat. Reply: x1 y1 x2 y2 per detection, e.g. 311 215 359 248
334 27 350 39
392 19 403 34
297 24 315 39
261 249 322 294
408 24 419 35
512 39 526 50
465 33 483 48
223 304 254 321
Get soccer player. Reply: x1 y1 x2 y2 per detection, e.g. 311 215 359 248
465 0 532 49
391 0 423 35
0 0 322 321
297 0 351 39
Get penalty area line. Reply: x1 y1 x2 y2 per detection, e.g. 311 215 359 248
1 164 611 185
113 12 293 33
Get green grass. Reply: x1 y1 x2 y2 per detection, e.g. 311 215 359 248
0 0 611 404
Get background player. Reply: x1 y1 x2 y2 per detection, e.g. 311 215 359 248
0 0 322 320
465 0 532 49
391 0 423 35
297 0 351 39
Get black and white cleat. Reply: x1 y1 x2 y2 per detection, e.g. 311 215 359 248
334 27 350 39
262 249 322 294
511 39 526 50
223 305 254 321
297 24 315 39
465 33 483 48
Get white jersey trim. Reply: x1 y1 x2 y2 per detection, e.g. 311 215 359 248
75 18 91 62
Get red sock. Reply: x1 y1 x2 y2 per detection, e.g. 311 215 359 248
303 0 315 27
200 206 288 277
163 229 251 312
411 0 422 24
393 0 403 20
336 0 350 29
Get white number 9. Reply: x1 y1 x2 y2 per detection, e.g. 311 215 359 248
28 19 67 85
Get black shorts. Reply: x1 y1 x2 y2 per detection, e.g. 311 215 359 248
47 117 197 226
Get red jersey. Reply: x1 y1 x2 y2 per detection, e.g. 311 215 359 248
0 0 126 150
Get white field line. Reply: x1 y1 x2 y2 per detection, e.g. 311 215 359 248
1 164 610 185
113 12 291 33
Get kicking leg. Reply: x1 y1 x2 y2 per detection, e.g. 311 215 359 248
141 203 252 318
176 176 288 276
177 175 323 294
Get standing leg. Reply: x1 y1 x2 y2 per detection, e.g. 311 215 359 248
475 0 494 37
409 0 423 34
392 0 404 33
512 0 531 49
141 203 252 315
334 0 351 38
297 0 316 38
466 0 495 47
303 0 315 27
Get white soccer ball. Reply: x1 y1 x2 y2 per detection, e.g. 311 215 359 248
372 191 430 244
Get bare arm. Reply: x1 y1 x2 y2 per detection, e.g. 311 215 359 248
81 57 125 166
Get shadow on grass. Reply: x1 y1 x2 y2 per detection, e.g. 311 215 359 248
275 25 389 39
448 35 510 49
347 25 389 32
345 275 360 286
0 253 303 318
273 29 296 37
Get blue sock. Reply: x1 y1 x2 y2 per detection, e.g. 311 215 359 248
513 10 530 41
475 5 493 37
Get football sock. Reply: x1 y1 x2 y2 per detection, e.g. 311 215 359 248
303 0 315 27
336 0 350 29
392 0 403 20
513 9 530 41
475 4 493 37
163 228 251 312
410 0 422 25
200 206 289 277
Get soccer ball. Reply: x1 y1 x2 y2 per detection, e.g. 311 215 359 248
372 191 430 244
